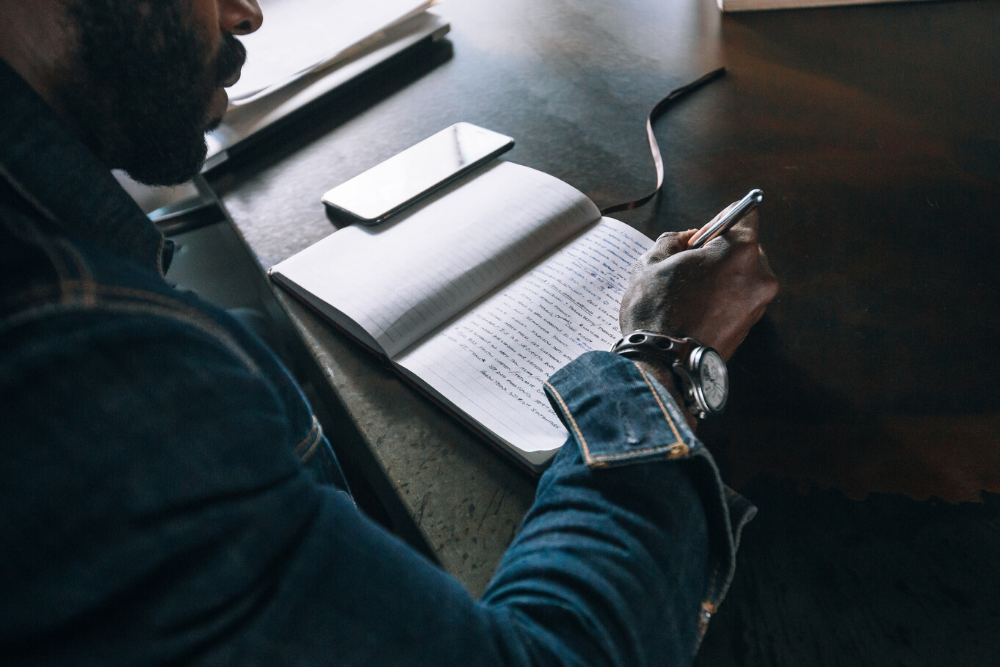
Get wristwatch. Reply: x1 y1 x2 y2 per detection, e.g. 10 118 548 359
610 330 729 419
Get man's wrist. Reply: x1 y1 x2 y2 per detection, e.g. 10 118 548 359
634 359 699 432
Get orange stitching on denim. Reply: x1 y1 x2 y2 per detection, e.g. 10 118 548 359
4 281 197 317
3 300 260 375
54 238 97 307
91 285 254 358
633 361 684 444
705 565 720 603
294 416 319 452
697 600 717 638
587 442 687 464
696 567 722 644
580 363 687 464
543 380 594 465
295 416 323 462
93 284 193 308
156 235 166 279
0 194 256 372
544 367 689 467
0 286 260 375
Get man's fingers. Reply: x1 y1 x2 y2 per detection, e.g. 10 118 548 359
724 208 760 245
649 229 699 260
675 228 699 250
689 201 737 247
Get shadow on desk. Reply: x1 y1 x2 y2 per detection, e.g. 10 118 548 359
696 477 1000 666
701 317 1000 505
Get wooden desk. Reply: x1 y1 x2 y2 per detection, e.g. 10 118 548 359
210 0 1000 661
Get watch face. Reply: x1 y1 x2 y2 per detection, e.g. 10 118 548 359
698 350 728 411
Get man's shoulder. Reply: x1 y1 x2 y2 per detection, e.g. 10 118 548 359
0 184 256 369
0 196 303 489
0 179 157 318
0 182 329 482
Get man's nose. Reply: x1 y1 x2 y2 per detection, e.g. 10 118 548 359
220 0 263 35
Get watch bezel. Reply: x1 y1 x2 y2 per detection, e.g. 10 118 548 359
685 346 728 417
609 330 729 420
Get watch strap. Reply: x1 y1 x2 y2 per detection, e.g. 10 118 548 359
610 330 697 367
612 330 727 420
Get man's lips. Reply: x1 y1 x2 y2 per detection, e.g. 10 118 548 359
207 87 229 126
208 67 241 125
220 67 242 89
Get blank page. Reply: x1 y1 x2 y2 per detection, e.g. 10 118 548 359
269 162 599 357
394 217 654 465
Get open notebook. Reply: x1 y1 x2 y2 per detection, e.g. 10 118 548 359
270 162 655 471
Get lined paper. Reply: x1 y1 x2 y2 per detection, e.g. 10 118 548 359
270 162 599 357
395 218 654 463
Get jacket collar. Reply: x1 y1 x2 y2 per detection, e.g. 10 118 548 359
0 58 172 276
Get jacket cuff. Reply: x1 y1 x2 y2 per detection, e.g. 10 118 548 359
543 350 756 641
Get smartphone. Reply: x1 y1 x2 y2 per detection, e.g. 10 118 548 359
321 122 514 225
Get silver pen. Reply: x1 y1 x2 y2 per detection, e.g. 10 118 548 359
687 189 764 249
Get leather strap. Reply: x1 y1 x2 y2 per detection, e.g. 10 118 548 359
599 67 727 216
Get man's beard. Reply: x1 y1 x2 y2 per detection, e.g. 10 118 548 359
60 0 246 185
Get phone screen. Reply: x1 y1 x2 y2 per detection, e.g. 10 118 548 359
322 123 514 223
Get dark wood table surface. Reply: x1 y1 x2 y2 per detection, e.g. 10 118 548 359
209 0 1000 662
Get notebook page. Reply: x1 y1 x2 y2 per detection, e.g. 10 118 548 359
394 217 654 464
269 162 600 357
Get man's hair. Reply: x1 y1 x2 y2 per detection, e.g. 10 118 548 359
60 0 245 185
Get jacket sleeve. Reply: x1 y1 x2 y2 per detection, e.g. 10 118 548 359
2 302 751 667
216 351 755 666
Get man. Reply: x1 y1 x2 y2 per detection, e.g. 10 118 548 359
0 0 778 664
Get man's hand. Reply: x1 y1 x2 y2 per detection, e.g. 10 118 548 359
620 208 779 362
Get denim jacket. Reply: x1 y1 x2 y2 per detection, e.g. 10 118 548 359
0 58 754 665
